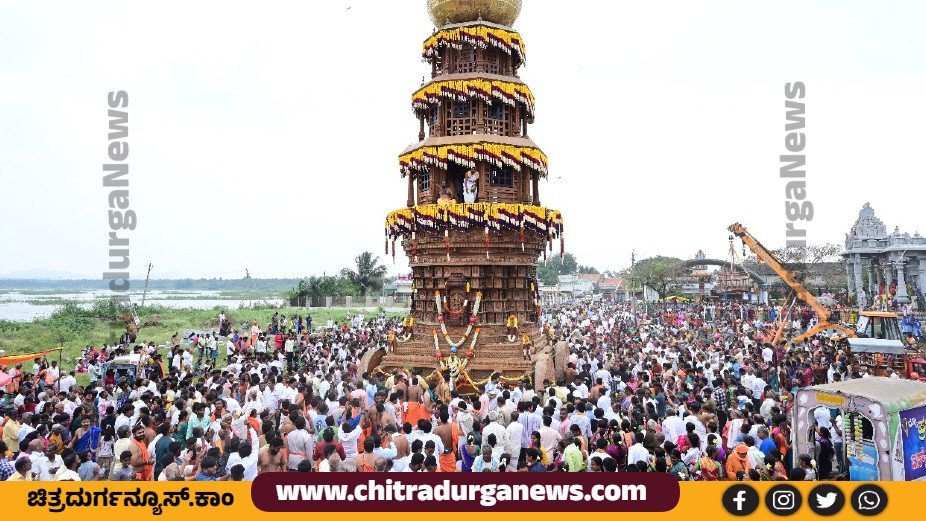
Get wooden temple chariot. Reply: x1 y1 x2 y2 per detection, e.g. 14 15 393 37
377 0 564 386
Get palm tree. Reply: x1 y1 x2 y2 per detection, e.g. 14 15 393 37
341 252 388 296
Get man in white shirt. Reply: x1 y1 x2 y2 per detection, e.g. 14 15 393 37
286 418 313 471
339 421 362 461
537 415 562 453
56 453 82 481
750 376 767 405
745 436 765 469
114 405 136 434
318 376 332 401
279 381 298 403
262 384 279 414
505 411 524 470
226 428 260 480
627 432 650 467
573 381 590 400
482 411 507 452
594 367 612 389
662 409 686 445
762 345 774 365
59 372 77 394
31 443 63 481
741 369 756 395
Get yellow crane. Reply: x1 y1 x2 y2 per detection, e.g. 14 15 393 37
727 222 857 345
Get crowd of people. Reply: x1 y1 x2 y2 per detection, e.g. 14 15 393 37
0 298 894 482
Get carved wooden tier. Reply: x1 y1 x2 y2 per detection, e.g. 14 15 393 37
380 331 537 379
380 216 557 380
405 229 546 325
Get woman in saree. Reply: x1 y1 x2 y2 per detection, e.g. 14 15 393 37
460 433 480 472
696 444 721 481
530 431 551 466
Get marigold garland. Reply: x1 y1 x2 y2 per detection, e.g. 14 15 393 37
373 366 531 394
458 369 532 389
412 78 535 117
422 24 526 63
399 142 548 177
433 325 479 362
384 203 563 243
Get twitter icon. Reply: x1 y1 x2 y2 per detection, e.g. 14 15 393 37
809 485 845 516
816 493 837 509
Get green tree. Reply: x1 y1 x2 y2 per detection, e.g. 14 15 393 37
340 252 388 296
632 256 683 301
288 275 362 305
537 262 560 286
288 279 310 306
560 253 579 275
577 265 600 274
537 253 594 286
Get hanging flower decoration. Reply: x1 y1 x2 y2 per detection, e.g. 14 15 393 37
422 24 526 64
469 327 480 351
433 290 482 349
412 78 535 119
436 329 478 378
385 203 563 243
399 142 548 177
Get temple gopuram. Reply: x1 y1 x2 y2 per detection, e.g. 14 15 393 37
377 0 564 390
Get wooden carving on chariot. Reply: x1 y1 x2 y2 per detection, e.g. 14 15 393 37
443 274 471 326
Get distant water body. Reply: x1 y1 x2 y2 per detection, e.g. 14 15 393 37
0 290 284 322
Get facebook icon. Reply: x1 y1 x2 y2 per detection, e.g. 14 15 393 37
734 490 748 511
723 485 759 516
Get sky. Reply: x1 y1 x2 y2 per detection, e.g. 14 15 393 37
1 1 925 279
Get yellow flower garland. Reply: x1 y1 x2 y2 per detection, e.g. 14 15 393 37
458 369 532 389
422 24 526 63
399 142 548 176
412 78 535 116
385 203 563 239
373 366 532 393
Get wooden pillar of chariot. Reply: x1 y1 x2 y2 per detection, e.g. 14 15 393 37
379 0 564 390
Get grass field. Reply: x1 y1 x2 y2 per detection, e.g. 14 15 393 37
0 301 405 372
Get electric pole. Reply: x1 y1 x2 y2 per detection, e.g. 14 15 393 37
141 263 153 307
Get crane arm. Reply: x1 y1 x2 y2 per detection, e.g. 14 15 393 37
727 222 831 323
